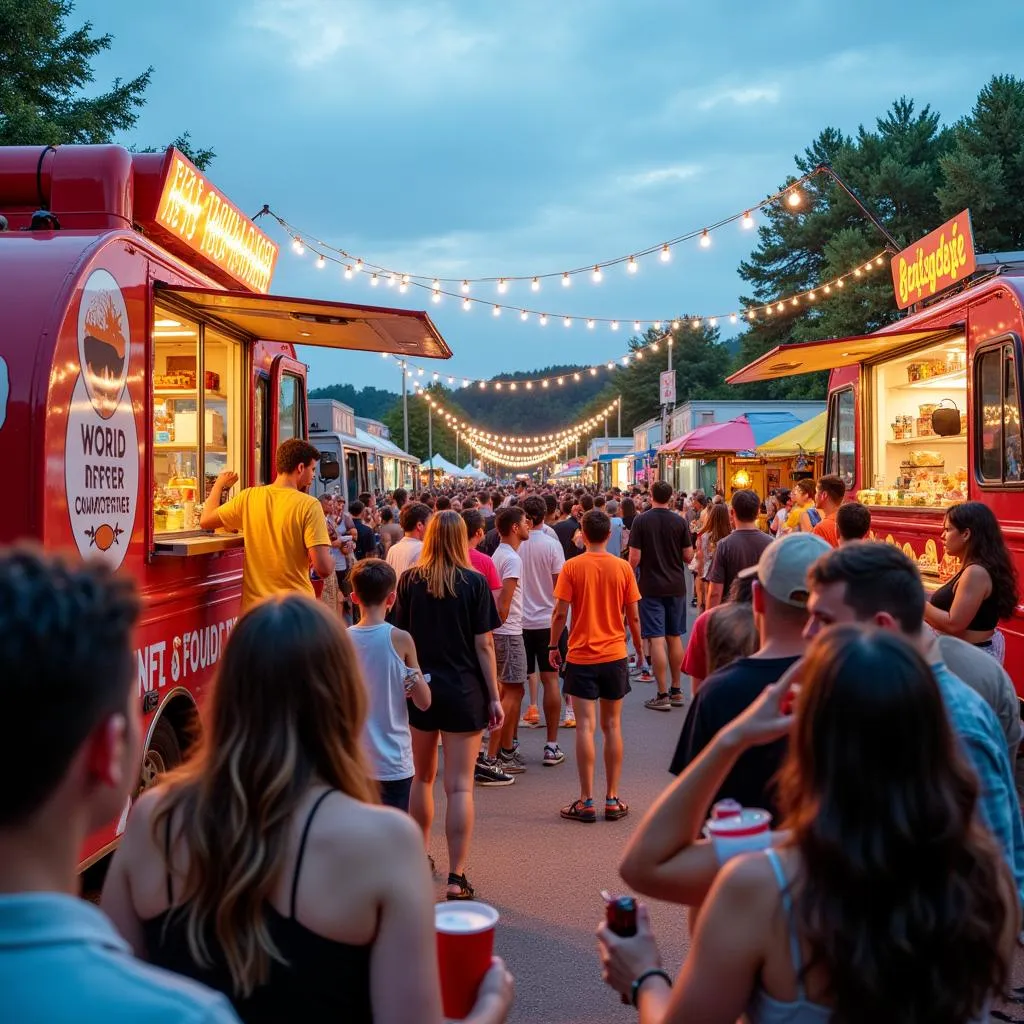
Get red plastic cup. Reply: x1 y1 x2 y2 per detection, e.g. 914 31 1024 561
435 901 499 1020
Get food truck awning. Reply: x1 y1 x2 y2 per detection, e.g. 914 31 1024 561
155 285 452 359
726 326 960 385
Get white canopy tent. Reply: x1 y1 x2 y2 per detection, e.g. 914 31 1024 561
418 453 468 478
461 463 490 480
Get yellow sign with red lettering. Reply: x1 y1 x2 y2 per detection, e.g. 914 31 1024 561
154 152 278 294
890 210 976 310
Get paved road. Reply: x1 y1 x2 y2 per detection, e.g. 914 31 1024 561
425 669 693 1024
424 673 1024 1024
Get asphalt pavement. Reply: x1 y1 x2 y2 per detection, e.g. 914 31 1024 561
425 668 693 1024
424 667 1024 1024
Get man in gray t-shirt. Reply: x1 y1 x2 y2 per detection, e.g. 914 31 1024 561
706 489 771 608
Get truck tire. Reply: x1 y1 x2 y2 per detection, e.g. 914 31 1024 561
139 717 182 793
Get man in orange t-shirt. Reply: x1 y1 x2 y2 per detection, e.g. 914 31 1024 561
811 474 846 549
549 509 642 824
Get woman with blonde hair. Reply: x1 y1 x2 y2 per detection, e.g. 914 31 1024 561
391 509 504 900
102 594 512 1024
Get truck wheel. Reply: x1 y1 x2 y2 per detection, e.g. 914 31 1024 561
139 717 182 793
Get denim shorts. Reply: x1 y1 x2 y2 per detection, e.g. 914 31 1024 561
639 594 687 638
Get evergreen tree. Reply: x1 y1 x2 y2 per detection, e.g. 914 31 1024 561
937 75 1024 251
0 0 212 164
733 99 952 399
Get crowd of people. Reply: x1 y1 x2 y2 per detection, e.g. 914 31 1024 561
2 435 1022 1023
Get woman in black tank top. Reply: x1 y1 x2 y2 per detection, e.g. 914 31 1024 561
101 593 513 1024
924 502 1019 659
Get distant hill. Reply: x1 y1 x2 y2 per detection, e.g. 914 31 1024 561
308 383 398 421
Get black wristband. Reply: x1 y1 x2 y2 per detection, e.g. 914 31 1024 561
631 968 671 1007
547 644 559 649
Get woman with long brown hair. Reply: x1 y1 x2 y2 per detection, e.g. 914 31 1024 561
602 626 1017 1023
925 500 1020 662
391 509 503 901
102 594 512 1024
693 502 731 613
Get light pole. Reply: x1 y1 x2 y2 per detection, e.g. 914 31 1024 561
401 361 409 453
617 394 622 437
427 400 434 488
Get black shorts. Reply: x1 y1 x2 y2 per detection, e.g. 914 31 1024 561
523 627 567 674
563 659 631 702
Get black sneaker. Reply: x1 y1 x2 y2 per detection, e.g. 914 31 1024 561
669 688 685 708
474 758 515 786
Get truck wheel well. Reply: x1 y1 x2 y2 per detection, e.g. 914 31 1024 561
154 693 201 765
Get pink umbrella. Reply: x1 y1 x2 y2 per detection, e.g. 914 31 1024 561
658 416 756 455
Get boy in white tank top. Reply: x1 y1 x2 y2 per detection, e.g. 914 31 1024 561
348 559 431 811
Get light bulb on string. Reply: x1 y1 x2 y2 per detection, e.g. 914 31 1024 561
388 273 396 287
562 273 571 288
432 278 440 292
542 380 549 388
606 361 614 370
651 342 659 352
672 320 679 330
462 297 471 311
747 310 756 320
592 266 602 283
589 367 597 376
621 356 629 365
531 277 540 291
355 259 363 272
526 381 533 389
520 310 528 321
660 244 671 262
611 320 619 331
791 297 798 307
478 381 486 389
564 317 572 328
730 314 737 324
776 302 784 312
509 382 516 391
633 321 641 332
292 237 305 255
787 187 802 207
741 211 754 229
492 304 501 317
635 350 643 360
461 280 470 293
628 256 638 273
709 317 717 327
837 279 845 288
432 291 441 303
700 229 711 248
539 314 548 326
854 268 862 277
399 282 407 293
573 372 581 381
808 291 816 301
653 321 662 330
497 278 507 294
692 319 701 329
316 254 326 269
557 377 564 385
370 273 378 286
401 274 410 286
343 265 353 279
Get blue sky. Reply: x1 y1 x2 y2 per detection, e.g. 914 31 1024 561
81 0 1024 393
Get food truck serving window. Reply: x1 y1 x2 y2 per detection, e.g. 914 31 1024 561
856 335 968 511
153 309 242 535
825 387 855 490
976 341 1024 486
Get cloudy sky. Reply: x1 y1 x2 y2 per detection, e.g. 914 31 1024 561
83 0 1023 393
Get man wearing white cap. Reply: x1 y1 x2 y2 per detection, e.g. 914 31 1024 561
666 533 832 819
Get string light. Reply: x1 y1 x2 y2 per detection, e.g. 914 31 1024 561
316 254 325 269
562 272 571 288
343 265 353 279
592 266 602 283
266 168 826 302
276 222 883 336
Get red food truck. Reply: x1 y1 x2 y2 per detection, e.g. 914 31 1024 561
0 144 451 868
728 211 1024 696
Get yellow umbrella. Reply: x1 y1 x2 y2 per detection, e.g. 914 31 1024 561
755 410 827 457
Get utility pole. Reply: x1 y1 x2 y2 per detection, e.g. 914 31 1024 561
401 361 409 453
617 394 622 437
455 430 459 467
427 401 433 488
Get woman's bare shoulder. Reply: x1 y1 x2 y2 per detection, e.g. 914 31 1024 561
316 793 423 861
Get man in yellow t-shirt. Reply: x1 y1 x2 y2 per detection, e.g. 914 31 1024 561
200 438 334 611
